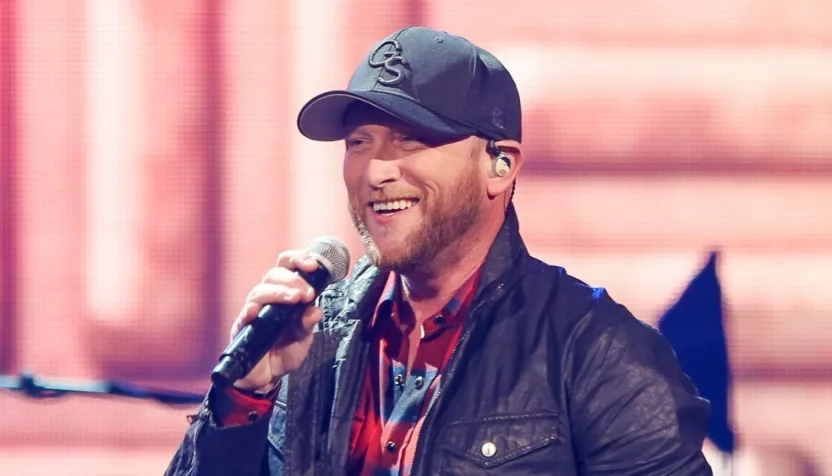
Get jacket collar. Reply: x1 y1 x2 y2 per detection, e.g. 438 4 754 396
475 203 528 299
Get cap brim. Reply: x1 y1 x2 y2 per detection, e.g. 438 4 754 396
296 90 477 142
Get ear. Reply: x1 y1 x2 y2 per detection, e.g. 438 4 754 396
486 140 524 199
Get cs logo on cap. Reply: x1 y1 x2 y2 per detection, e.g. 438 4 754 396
368 39 409 85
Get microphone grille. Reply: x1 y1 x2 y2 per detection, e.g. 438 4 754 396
306 236 351 283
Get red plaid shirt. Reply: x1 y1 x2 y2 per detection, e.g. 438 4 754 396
347 270 480 475
218 270 481 476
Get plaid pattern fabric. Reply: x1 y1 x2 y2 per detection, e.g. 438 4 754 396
348 270 481 476
216 385 276 427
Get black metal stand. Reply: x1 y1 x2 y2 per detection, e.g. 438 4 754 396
0 372 205 405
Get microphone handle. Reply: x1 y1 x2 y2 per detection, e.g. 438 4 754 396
210 266 329 389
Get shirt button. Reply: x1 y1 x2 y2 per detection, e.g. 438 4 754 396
393 373 404 386
413 376 424 389
386 441 397 453
434 315 446 326
481 441 497 458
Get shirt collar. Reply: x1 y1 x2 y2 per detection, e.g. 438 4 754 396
370 268 482 338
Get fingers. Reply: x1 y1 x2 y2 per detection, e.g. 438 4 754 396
230 248 323 342
230 284 316 339
230 297 322 343
230 301 258 339
300 306 323 334
275 250 321 274
279 306 323 343
278 309 319 366
258 267 316 302
248 281 312 306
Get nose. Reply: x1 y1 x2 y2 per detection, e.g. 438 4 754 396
365 147 402 190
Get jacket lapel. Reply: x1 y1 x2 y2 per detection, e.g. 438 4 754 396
277 258 389 475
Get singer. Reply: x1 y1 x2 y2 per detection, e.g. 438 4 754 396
167 27 712 476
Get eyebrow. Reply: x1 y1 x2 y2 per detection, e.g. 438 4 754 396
344 126 372 138
344 123 418 138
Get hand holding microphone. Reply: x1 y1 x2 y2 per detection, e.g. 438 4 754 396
211 236 350 392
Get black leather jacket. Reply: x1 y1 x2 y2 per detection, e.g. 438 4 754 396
166 206 713 476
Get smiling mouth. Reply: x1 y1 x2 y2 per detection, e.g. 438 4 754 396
370 198 420 216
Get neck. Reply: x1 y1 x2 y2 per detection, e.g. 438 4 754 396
399 211 504 321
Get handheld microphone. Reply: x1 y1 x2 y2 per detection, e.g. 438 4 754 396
211 236 351 389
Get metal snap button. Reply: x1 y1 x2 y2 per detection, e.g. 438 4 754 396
386 441 397 453
481 441 497 458
394 373 404 386
413 376 424 389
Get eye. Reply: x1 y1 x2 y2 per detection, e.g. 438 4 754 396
345 137 368 149
398 134 428 150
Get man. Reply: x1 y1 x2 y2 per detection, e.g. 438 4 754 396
166 26 712 476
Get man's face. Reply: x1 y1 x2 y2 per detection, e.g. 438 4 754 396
342 106 486 272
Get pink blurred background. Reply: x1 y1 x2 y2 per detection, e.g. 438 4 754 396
1 0 831 474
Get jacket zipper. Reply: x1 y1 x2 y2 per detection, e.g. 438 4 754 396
409 282 506 476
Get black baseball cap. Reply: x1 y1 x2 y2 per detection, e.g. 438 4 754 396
297 26 522 143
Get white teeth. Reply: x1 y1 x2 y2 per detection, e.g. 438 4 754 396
373 199 417 212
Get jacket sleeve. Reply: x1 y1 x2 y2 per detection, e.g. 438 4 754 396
565 300 714 476
164 386 273 476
